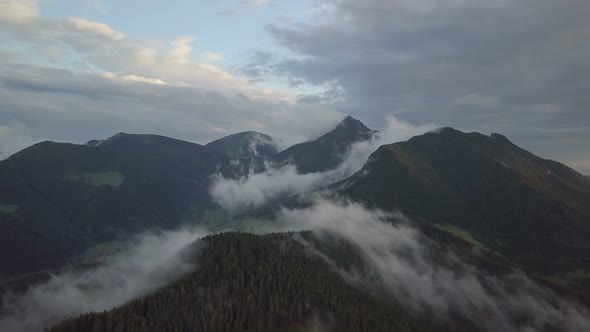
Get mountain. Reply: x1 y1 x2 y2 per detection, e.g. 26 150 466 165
206 131 280 159
0 117 377 279
3 124 590 331
206 131 280 175
49 231 477 332
275 116 377 173
0 133 228 278
338 128 590 277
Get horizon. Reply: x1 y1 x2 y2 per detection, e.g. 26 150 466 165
0 0 589 174
8 115 590 177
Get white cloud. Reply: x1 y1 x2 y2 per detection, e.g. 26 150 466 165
0 5 290 102
166 35 195 64
66 17 124 40
0 0 39 24
281 199 590 332
211 164 331 211
0 0 351 154
103 72 166 85
210 115 435 211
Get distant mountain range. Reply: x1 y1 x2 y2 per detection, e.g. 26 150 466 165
2 116 590 331
0 116 375 278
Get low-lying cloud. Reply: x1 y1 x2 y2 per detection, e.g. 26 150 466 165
2 198 588 331
210 115 435 211
280 199 590 332
0 228 205 332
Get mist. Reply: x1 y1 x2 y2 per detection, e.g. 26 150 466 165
210 115 435 211
0 228 205 332
279 199 590 332
209 114 590 331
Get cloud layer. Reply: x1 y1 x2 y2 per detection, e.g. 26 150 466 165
281 199 590 332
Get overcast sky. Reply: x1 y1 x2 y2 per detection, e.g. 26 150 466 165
0 0 588 173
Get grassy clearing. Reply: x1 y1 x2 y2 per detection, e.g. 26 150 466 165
84 241 128 259
200 209 228 225
199 208 284 233
67 171 124 187
544 269 590 287
0 204 19 214
435 223 483 248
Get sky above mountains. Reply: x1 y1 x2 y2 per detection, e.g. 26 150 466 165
0 0 588 173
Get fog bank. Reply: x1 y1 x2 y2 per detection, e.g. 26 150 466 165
0 228 205 332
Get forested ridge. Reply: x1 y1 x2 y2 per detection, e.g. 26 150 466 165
49 232 476 332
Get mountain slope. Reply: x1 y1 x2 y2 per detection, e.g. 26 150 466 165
275 116 376 173
206 131 280 175
0 134 228 278
338 128 590 275
205 131 280 159
49 232 474 332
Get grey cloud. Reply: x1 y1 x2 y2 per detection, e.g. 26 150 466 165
263 0 590 172
0 63 344 158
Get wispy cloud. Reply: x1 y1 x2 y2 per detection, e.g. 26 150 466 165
210 115 435 211
0 228 205 332
282 199 590 332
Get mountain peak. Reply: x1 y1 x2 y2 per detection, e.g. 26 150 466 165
318 116 376 143
490 133 513 145
274 116 376 174
205 131 280 158
336 115 372 132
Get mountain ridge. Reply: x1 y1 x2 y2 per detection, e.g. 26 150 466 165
205 131 280 158
275 116 377 173
0 117 377 278
338 128 590 276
